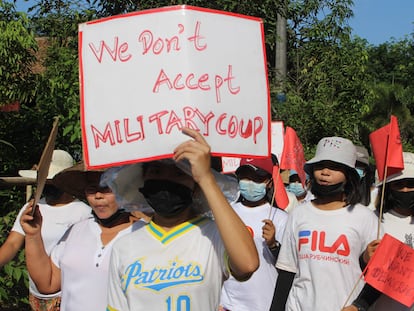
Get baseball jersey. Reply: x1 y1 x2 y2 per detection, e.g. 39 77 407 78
12 198 91 299
276 202 381 311
51 217 137 311
220 202 288 311
107 215 229 311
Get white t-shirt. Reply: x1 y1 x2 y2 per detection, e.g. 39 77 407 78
107 216 228 311
369 210 414 311
12 198 91 299
284 191 299 213
51 217 137 311
276 202 381 311
221 202 288 311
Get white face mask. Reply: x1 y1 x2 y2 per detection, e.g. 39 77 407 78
239 180 267 202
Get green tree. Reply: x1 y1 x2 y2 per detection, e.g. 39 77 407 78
272 0 373 157
363 35 414 152
0 1 37 106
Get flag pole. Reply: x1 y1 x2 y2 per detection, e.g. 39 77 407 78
377 169 387 240
377 126 390 239
268 165 279 220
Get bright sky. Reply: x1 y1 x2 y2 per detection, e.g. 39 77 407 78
14 0 414 45
350 0 414 44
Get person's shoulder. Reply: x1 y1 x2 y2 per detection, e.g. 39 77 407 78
67 199 91 209
291 200 311 213
273 206 289 219
350 203 378 217
131 218 149 231
112 221 149 249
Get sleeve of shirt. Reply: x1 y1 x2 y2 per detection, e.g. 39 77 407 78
275 211 298 273
274 209 289 243
361 208 383 253
10 204 29 235
107 245 129 311
50 225 73 269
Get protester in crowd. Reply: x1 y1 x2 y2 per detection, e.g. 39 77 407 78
20 162 147 310
355 145 376 209
344 152 414 311
285 170 308 203
106 127 259 311
220 157 288 311
270 137 381 311
0 150 91 311
270 155 298 213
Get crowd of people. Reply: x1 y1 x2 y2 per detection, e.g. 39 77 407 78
1 127 413 311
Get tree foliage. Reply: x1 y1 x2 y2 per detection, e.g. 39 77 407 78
271 0 373 157
0 1 37 105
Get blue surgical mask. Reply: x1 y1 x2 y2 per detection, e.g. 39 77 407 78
356 168 365 179
286 183 306 197
239 180 267 202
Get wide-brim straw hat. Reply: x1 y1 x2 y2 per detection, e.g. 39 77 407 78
52 162 105 199
19 150 74 179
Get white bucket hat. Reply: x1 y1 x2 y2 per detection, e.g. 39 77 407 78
355 145 370 166
304 137 357 175
385 152 414 183
18 150 74 179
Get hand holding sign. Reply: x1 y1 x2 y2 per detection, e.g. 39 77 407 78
173 127 212 185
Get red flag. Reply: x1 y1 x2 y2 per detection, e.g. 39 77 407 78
369 115 404 181
272 165 289 209
364 234 414 307
280 127 306 186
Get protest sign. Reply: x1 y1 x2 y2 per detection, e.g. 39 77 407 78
364 234 414 307
221 121 283 174
79 5 270 169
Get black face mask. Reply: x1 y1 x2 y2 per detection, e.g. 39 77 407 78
389 189 414 211
92 209 130 228
140 180 193 217
311 182 345 198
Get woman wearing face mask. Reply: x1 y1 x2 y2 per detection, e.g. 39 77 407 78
285 170 308 203
19 163 147 311
106 128 259 311
219 157 288 311
346 152 414 311
270 137 382 311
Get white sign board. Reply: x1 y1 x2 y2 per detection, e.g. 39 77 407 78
79 5 270 169
271 121 284 162
221 121 284 173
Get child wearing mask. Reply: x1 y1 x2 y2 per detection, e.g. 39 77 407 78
270 137 381 311
346 152 414 311
285 170 308 203
220 157 288 311
106 128 259 311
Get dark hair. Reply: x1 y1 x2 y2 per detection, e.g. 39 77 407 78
43 184 65 202
375 184 387 215
343 167 362 205
358 164 375 206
